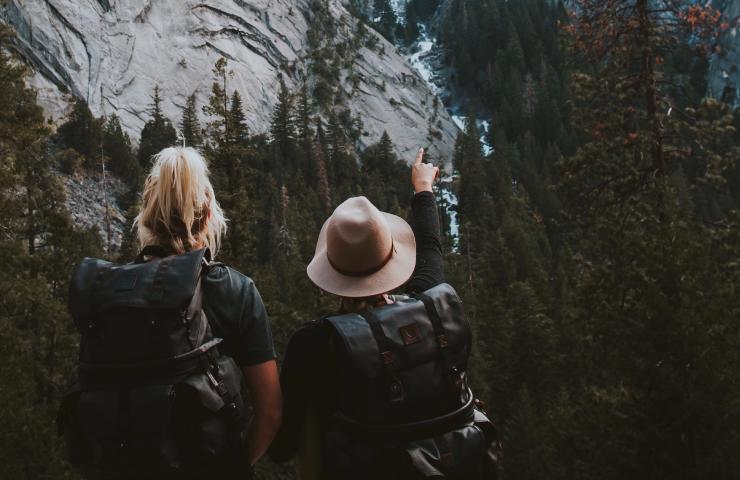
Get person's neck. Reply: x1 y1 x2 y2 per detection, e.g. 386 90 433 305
339 294 393 314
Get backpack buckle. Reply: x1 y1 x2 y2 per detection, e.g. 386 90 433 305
450 366 465 390
207 370 219 388
208 371 240 421
207 371 227 396
389 380 405 403
381 351 394 365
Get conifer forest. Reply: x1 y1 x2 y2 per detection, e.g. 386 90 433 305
1 0 740 478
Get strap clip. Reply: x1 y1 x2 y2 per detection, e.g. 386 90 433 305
389 379 405 403
381 350 394 365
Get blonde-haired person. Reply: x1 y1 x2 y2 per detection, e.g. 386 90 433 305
135 147 282 476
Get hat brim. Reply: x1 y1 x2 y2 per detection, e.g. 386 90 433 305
307 212 416 298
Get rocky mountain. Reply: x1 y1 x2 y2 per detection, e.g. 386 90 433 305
0 0 459 163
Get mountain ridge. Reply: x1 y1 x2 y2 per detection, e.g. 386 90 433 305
1 0 459 163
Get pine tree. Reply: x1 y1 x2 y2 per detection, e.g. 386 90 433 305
138 85 177 167
228 90 249 146
56 98 103 168
292 85 317 184
296 85 313 148
202 58 232 146
372 0 398 41
103 114 141 192
403 0 420 44
0 29 102 478
501 387 556 480
455 116 487 228
360 131 407 213
558 2 740 476
269 79 296 158
179 93 203 147
315 136 331 214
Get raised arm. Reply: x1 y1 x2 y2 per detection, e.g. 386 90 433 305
406 148 444 294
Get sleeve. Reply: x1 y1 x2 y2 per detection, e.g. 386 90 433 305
202 266 276 367
268 323 329 462
236 278 276 366
406 190 445 294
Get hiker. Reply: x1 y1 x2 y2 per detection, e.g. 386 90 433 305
59 147 281 479
269 148 500 479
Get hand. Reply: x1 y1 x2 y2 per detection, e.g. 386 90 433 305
243 360 282 465
411 147 439 193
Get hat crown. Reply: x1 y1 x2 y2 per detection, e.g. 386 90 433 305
325 197 393 276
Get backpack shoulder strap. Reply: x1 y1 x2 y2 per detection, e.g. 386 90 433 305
325 313 382 378
361 309 406 403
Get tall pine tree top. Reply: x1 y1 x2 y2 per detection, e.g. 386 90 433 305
270 79 296 147
179 93 203 148
138 85 177 167
228 90 249 146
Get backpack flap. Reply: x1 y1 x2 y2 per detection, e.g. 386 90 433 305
87 248 207 314
327 284 469 378
70 248 212 365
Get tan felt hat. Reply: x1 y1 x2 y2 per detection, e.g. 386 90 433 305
307 196 416 298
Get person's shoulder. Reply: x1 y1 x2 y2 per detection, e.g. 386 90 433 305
285 318 332 352
203 263 257 291
294 317 331 338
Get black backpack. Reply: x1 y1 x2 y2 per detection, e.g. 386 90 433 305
322 283 501 479
57 247 249 479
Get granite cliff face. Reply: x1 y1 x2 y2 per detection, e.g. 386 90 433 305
0 0 459 163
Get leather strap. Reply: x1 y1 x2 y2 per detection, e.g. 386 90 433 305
361 310 405 403
416 293 459 387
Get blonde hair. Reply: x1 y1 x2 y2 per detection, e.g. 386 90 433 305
135 147 227 256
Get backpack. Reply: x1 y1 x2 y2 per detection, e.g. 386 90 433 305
321 283 502 479
57 247 249 479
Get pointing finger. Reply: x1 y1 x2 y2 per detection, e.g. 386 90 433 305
414 147 424 165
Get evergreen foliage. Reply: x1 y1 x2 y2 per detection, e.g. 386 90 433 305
439 2 740 480
372 0 397 41
1 1 739 478
137 85 177 167
0 26 103 478
179 93 203 147
56 98 103 169
103 114 141 191
403 1 420 44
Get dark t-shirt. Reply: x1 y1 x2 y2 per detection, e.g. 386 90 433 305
201 264 276 367
269 191 444 462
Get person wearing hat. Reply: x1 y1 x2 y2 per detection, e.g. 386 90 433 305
268 147 452 477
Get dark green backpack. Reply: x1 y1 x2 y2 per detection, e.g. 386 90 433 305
58 247 249 479
322 283 501 479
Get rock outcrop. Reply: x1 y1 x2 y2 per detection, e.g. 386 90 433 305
61 170 128 251
1 0 459 163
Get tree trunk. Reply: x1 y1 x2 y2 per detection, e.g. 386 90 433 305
636 0 664 176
